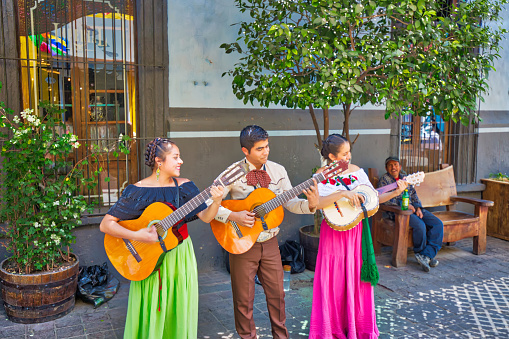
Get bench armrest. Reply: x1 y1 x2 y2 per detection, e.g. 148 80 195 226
449 196 494 207
379 204 414 215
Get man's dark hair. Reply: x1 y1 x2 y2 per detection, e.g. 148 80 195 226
240 125 269 152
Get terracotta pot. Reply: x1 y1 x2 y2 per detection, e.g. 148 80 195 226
0 254 79 324
299 225 320 271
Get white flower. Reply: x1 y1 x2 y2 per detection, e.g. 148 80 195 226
34 240 38 246
70 134 78 143
118 133 123 141
51 221 56 227
50 234 61 245
34 222 40 228
20 108 33 119
53 201 60 206
73 213 79 219
72 142 80 149
33 119 40 127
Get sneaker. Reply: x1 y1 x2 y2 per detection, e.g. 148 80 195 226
415 253 431 272
429 258 439 267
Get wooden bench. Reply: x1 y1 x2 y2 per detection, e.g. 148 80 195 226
369 165 494 267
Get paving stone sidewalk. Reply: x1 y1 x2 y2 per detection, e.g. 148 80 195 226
1 236 509 338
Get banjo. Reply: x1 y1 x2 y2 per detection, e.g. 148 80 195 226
322 172 425 231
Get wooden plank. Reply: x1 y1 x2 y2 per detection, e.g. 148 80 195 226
415 165 457 207
481 179 509 240
0 0 22 113
433 211 478 225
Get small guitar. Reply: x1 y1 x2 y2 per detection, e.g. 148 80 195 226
323 172 425 231
210 160 349 254
104 162 249 281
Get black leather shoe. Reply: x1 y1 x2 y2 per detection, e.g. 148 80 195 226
415 253 431 272
429 257 439 267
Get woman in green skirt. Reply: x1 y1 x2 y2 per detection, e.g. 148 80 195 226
100 138 224 338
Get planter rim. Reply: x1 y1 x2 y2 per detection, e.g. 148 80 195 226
481 178 509 185
299 224 320 238
0 253 79 277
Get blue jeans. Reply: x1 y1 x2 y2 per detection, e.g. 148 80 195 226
409 209 444 259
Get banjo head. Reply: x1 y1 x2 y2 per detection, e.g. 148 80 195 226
322 185 379 231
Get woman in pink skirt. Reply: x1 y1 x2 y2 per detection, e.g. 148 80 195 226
310 134 407 339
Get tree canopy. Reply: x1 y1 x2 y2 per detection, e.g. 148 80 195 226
221 0 508 147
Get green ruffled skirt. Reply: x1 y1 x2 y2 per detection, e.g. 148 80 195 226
124 237 198 339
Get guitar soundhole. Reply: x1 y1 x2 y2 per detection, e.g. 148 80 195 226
253 205 266 219
148 220 166 239
359 192 369 205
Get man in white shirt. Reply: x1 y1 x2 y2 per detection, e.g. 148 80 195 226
214 125 319 339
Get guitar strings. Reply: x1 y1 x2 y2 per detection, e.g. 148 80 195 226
126 167 245 249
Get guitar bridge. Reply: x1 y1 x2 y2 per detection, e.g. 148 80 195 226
123 239 142 263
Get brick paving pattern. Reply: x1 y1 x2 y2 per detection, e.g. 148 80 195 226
1 236 509 338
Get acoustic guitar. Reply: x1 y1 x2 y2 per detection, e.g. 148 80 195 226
104 162 248 281
210 160 349 254
322 172 425 231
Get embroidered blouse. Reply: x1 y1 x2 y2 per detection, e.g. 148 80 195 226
317 168 374 197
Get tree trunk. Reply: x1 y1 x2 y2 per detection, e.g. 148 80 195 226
309 104 322 150
323 107 329 141
342 102 351 143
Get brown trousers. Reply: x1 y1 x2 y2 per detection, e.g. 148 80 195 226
229 237 288 339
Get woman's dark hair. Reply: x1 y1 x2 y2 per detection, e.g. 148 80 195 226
144 138 176 170
240 125 269 151
320 134 349 160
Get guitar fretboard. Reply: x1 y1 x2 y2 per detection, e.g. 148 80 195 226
376 182 399 195
159 182 219 231
253 173 326 217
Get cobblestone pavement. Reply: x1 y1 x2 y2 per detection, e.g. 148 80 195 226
1 236 509 338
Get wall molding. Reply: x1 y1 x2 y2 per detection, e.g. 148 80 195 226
167 129 391 138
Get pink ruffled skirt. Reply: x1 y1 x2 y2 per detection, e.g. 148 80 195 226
309 220 379 339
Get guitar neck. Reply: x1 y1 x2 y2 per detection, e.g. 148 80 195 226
376 181 399 195
159 184 216 231
256 173 325 215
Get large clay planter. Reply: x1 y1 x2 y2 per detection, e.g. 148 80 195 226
299 225 320 271
0 254 79 324
481 178 509 241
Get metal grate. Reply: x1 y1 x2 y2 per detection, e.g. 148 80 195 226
400 112 478 185
0 0 169 215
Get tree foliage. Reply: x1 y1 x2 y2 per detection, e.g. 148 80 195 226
221 0 507 147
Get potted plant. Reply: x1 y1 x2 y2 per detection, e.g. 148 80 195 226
481 172 509 241
0 100 129 324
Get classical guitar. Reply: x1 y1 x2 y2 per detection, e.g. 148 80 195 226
104 162 249 281
210 160 349 254
322 172 425 231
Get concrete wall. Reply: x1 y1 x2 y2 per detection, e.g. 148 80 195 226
476 6 509 182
